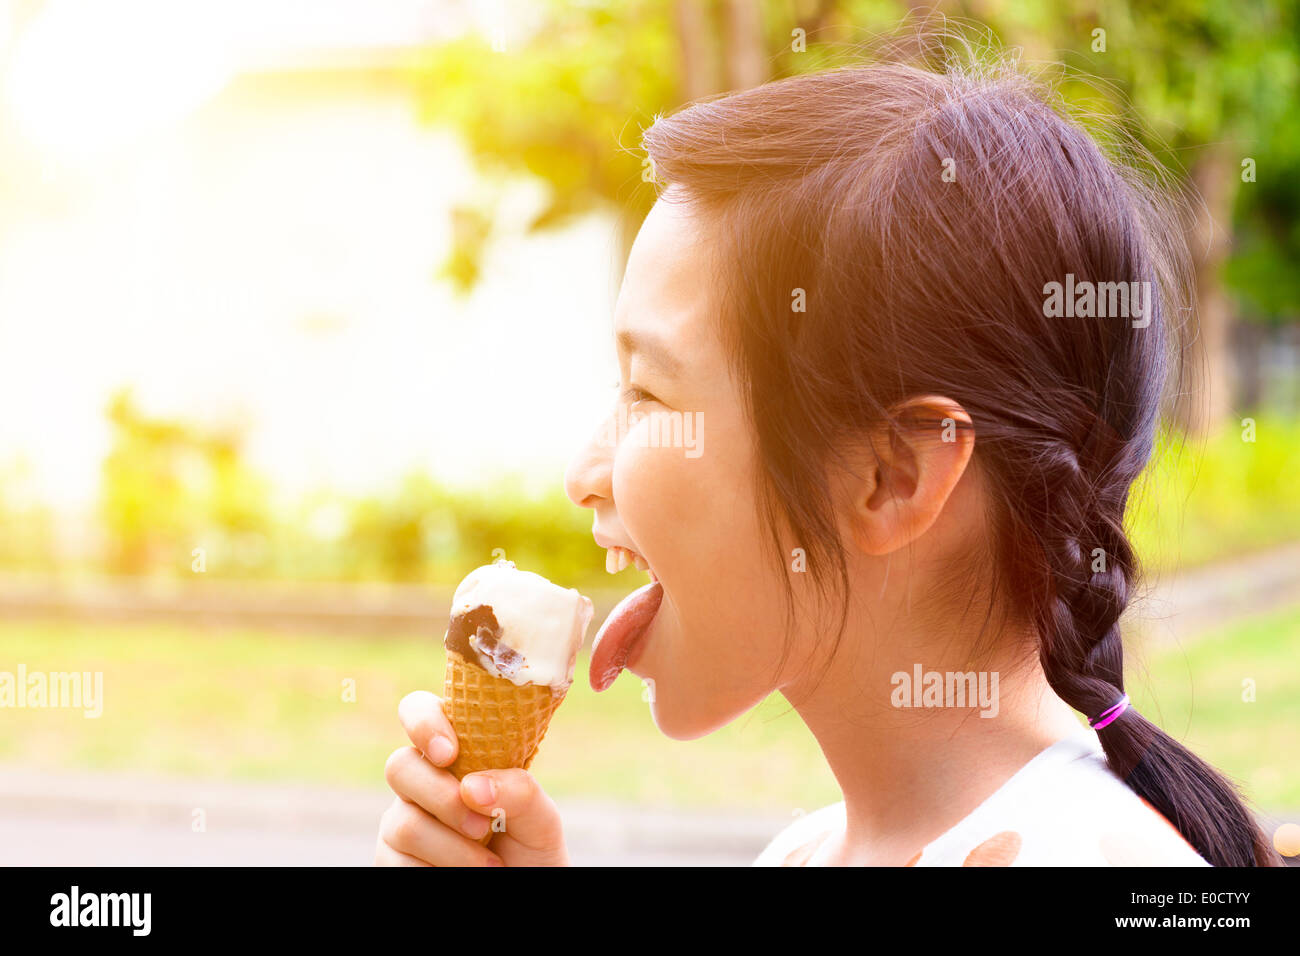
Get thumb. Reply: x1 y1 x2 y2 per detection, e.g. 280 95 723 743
460 769 566 857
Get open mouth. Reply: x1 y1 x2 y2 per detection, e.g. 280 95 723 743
602 545 657 581
590 544 662 692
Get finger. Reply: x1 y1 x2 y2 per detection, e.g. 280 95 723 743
374 838 432 867
459 769 564 854
478 828 570 867
385 747 493 840
379 796 503 867
398 690 458 767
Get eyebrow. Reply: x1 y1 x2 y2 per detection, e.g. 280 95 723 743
617 328 682 379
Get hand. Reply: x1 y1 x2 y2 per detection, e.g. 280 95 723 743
374 690 571 866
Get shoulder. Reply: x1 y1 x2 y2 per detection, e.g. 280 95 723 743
752 803 845 867
918 730 1212 867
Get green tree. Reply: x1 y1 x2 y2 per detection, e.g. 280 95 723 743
416 0 1299 433
1049 0 1298 431
414 0 817 293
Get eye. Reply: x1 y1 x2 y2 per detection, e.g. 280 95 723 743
621 384 660 407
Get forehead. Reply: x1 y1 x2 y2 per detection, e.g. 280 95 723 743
613 196 717 359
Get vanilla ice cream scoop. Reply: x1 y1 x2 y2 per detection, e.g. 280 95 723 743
443 560 594 691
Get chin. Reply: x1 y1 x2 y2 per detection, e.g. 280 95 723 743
647 689 760 742
641 676 714 740
648 701 720 741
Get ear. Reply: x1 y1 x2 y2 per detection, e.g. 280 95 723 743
840 396 975 556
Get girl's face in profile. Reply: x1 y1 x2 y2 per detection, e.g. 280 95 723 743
565 195 823 739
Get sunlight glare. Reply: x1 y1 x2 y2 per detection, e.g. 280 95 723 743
5 0 235 158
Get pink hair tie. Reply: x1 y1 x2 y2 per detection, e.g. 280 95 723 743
1089 693 1130 730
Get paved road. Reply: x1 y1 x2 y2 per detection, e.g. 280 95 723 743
0 766 784 866
1123 540 1300 646
3 765 1294 866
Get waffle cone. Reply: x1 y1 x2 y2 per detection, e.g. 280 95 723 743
442 650 566 843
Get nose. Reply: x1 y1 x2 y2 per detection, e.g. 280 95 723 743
564 412 615 511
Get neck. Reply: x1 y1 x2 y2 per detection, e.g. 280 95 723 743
781 604 1084 866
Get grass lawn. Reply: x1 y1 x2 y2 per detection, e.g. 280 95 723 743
0 603 1296 812
1126 605 1300 815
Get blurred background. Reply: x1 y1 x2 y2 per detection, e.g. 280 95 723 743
0 0 1296 865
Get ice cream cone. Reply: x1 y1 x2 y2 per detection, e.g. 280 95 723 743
442 649 567 845
437 560 591 849
443 649 566 775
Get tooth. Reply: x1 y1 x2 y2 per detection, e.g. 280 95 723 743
616 548 630 572
632 553 648 571
605 548 617 574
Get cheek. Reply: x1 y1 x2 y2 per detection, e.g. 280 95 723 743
612 416 794 731
612 413 753 590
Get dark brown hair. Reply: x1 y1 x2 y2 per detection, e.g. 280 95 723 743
641 45 1280 866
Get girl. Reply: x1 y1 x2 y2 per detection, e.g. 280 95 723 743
375 47 1282 867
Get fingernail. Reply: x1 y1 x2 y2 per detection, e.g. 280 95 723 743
464 774 495 804
486 856 505 867
428 736 454 765
462 813 491 840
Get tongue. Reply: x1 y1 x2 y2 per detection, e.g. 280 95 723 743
589 581 663 692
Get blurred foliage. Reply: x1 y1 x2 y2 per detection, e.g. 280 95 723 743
50 394 1300 587
414 0 680 287
1128 414 1300 570
0 458 55 571
415 0 1300 324
1046 0 1300 321
90 390 603 588
1224 102 1300 322
99 389 271 576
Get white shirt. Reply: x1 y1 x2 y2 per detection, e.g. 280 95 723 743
752 727 1211 866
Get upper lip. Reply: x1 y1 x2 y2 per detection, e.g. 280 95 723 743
592 529 636 554
592 528 654 575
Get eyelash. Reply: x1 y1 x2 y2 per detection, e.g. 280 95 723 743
614 382 659 406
